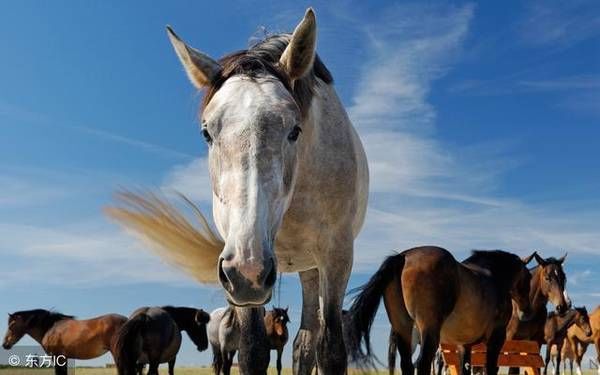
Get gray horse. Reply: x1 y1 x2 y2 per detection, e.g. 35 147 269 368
107 8 368 374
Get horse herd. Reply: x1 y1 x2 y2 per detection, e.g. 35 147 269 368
3 7 600 375
2 305 290 375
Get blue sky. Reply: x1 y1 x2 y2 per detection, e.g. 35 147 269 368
1 0 599 369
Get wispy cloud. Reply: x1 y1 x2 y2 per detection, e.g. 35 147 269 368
519 0 600 48
0 100 193 161
0 221 197 287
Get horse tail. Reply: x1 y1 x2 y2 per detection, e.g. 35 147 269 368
114 313 147 374
105 190 224 283
347 253 404 366
388 331 399 375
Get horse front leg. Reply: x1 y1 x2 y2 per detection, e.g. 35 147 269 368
293 269 320 375
237 307 270 375
485 329 507 375
316 242 352 375
168 357 176 375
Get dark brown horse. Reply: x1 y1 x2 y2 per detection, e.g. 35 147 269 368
544 307 592 375
2 309 127 375
115 306 210 375
265 307 290 375
566 305 600 375
347 247 534 375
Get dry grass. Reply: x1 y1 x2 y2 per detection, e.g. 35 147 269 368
0 369 596 375
0 367 386 375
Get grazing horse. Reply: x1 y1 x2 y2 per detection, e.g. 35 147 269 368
208 306 290 375
2 309 126 375
347 247 534 375
115 306 209 375
544 307 592 375
106 7 368 374
566 305 600 375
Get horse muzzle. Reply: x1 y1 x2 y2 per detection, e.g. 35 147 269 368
218 256 277 306
2 342 12 350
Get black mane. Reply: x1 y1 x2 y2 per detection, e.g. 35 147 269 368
11 309 74 330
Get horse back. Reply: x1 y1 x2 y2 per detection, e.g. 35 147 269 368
42 314 126 359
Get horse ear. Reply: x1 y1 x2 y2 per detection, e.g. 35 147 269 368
166 26 221 89
557 252 567 264
279 8 317 82
522 252 537 265
534 252 548 266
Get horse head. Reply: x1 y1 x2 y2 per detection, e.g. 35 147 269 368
533 252 570 315
167 9 321 306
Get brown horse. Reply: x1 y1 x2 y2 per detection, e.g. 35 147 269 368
347 247 534 375
506 253 570 340
2 309 126 375
115 306 210 375
551 339 578 375
544 307 592 375
265 307 290 375
566 305 600 375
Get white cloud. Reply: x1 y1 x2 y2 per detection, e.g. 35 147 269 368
0 222 196 288
161 157 212 203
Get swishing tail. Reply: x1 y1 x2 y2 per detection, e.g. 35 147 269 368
347 253 405 367
388 331 399 375
114 314 147 375
105 190 224 283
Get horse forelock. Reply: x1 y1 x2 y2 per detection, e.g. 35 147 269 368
201 33 333 117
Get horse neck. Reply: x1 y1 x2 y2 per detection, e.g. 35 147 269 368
556 310 578 335
530 267 549 310
163 307 191 332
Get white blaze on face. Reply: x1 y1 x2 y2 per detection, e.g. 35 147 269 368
203 76 301 282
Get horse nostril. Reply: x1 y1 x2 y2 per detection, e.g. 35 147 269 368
264 259 277 288
218 258 230 287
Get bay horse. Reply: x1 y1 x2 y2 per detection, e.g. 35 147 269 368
114 306 210 375
566 305 600 375
506 253 570 375
2 309 127 375
106 7 368 374
347 247 534 375
208 306 290 375
543 307 592 375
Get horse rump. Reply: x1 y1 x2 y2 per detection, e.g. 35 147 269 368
114 313 147 375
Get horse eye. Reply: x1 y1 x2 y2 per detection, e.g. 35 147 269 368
202 128 213 145
288 126 302 142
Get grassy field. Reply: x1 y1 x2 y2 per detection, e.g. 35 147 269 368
0 369 597 375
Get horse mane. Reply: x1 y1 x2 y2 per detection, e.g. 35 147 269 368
202 33 333 116
12 309 74 330
463 250 523 291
